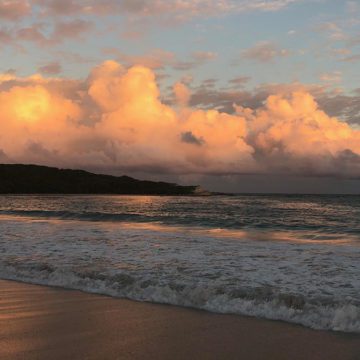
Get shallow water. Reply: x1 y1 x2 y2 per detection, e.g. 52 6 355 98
0 195 359 332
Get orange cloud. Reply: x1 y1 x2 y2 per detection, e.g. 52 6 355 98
0 60 359 177
0 83 83 161
173 82 191 107
243 92 360 157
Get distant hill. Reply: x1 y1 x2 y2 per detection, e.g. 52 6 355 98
0 164 199 195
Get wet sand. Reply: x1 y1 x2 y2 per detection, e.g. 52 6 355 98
0 279 359 360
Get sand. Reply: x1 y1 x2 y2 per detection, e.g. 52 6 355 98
0 279 359 360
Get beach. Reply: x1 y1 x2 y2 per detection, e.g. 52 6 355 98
1 279 359 360
1 0 360 357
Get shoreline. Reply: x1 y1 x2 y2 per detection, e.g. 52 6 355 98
1 279 359 360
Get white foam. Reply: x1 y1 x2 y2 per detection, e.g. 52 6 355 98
0 216 359 333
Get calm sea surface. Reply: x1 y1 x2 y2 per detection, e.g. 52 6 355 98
0 195 359 332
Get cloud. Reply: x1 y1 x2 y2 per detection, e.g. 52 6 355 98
317 91 360 126
52 19 93 41
317 22 347 42
341 54 360 62
228 76 251 88
34 0 303 19
245 0 301 12
172 52 218 71
0 82 83 161
38 61 62 74
329 48 351 57
241 41 290 63
0 27 12 44
0 0 30 20
187 85 260 113
34 0 83 16
192 51 217 61
173 82 191 106
319 71 342 84
0 60 359 178
103 48 176 70
181 131 205 146
0 148 10 162
15 19 94 47
185 80 360 127
0 1 305 51
103 48 217 71
237 92 360 177
201 78 217 88
16 23 48 45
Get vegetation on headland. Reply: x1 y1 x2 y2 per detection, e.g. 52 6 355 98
0 164 204 195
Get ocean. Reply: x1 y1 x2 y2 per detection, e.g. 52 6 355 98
0 194 359 333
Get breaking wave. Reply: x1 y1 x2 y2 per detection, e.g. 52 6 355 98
1 262 359 333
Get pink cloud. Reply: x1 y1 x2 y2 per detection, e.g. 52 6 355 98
33 0 303 20
0 0 30 20
241 41 290 63
52 19 94 41
38 61 62 74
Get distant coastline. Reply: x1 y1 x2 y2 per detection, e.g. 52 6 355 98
0 164 203 196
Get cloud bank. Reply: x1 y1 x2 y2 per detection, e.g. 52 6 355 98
33 0 302 19
0 60 359 178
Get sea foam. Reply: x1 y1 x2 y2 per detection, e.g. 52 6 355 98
1 203 359 333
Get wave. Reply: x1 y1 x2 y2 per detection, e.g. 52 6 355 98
0 209 155 223
1 209 359 239
1 262 359 333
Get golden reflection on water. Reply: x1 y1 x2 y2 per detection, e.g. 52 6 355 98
105 221 355 246
0 212 356 246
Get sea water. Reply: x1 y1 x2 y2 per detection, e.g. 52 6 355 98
0 195 359 332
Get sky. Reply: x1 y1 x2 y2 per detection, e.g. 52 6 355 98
0 0 359 193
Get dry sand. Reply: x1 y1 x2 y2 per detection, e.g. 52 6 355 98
0 279 359 360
